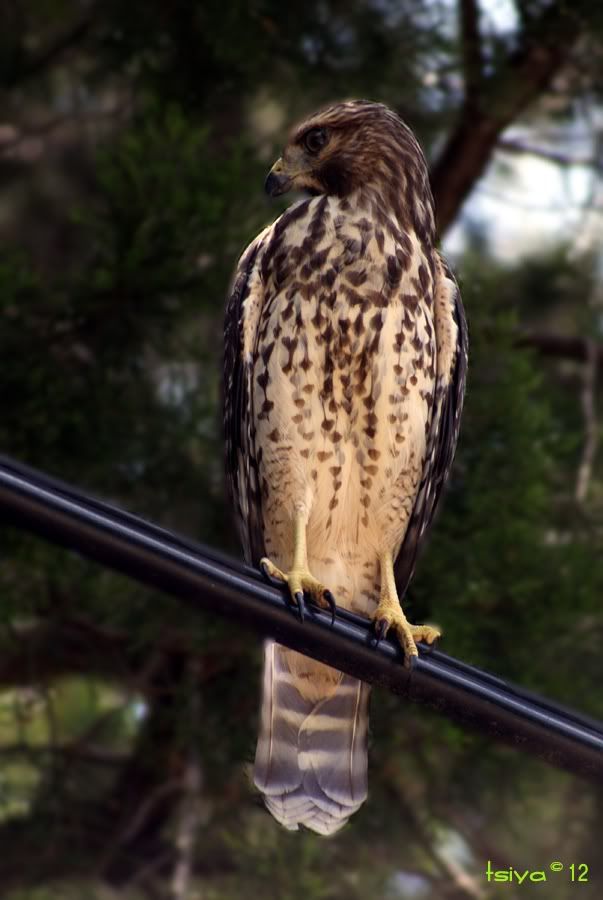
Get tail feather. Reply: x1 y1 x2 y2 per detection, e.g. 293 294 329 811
254 641 370 835
299 678 369 807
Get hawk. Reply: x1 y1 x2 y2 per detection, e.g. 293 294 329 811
223 100 467 835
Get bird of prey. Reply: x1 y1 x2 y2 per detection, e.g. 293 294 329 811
223 100 467 835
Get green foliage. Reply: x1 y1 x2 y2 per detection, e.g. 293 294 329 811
0 103 265 546
0 1 602 898
412 253 603 705
75 103 247 304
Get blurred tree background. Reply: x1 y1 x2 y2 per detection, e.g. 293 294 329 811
0 1 602 898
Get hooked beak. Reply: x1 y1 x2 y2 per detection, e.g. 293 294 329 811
264 157 293 197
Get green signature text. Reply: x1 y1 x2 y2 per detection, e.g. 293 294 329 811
485 861 589 884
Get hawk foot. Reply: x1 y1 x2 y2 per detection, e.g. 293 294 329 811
372 598 440 668
260 557 336 626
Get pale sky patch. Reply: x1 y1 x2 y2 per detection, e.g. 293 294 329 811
444 139 602 261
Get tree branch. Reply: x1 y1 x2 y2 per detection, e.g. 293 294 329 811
170 662 203 900
431 2 586 233
6 16 94 88
459 0 483 107
576 338 599 504
497 137 603 172
390 787 485 900
0 615 241 691
0 620 140 688
0 741 128 766
100 654 194 886
0 654 194 893
516 332 603 375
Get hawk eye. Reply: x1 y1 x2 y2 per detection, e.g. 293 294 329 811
303 127 328 154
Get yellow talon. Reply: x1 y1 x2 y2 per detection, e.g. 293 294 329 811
372 551 440 667
260 514 336 623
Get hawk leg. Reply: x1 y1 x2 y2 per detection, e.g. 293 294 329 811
261 514 336 625
372 551 440 667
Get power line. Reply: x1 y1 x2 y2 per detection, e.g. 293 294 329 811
0 454 601 781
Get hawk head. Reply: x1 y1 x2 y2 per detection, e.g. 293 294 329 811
265 99 434 240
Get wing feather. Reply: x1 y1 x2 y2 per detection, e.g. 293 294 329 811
223 233 267 565
393 255 468 597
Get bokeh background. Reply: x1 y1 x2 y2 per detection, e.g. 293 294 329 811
0 1 602 898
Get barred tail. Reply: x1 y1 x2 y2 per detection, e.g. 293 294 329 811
253 640 370 836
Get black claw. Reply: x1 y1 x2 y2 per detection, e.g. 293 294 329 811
260 560 280 584
323 590 336 627
421 636 439 653
294 590 305 623
404 652 418 672
373 619 388 648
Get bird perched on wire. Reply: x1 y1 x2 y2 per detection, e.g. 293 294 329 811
223 100 467 835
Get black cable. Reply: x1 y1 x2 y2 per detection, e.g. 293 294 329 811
0 454 601 781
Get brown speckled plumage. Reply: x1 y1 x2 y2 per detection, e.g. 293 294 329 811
224 100 467 835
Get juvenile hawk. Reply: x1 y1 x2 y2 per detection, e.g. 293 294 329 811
223 100 467 835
